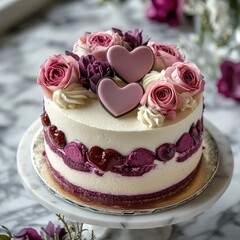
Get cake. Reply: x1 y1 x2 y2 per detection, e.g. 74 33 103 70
37 28 205 206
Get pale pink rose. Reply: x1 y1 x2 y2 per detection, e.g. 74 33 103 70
73 30 122 60
141 81 180 119
148 42 185 71
165 62 205 96
37 54 80 99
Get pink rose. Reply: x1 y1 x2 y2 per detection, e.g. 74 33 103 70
165 62 205 96
146 0 184 26
217 60 240 102
141 81 180 119
73 30 122 60
37 54 80 99
148 42 185 71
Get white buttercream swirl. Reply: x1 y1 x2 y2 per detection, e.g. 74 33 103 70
142 70 165 90
53 83 97 109
180 92 197 111
137 106 165 128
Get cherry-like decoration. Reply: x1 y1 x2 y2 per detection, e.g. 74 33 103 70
48 125 67 149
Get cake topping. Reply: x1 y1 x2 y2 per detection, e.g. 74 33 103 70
140 80 180 120
179 92 197 111
37 27 205 127
52 83 97 109
142 70 165 90
106 45 154 83
98 78 144 117
73 30 122 60
37 54 80 99
137 105 165 128
165 62 205 96
78 54 114 93
147 42 185 71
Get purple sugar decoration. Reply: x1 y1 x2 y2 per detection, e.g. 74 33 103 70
189 125 201 145
64 142 84 163
78 54 114 93
177 141 202 162
126 148 155 167
156 143 176 162
176 133 194 153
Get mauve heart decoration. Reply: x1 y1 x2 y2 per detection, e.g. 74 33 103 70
97 45 154 117
107 45 154 83
97 78 144 117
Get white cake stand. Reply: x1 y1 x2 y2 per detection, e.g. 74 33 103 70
17 119 233 240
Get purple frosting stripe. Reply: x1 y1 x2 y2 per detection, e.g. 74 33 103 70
43 116 203 176
45 154 202 204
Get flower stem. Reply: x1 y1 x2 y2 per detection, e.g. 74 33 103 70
56 214 72 240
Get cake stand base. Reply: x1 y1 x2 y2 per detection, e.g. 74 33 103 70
17 119 233 239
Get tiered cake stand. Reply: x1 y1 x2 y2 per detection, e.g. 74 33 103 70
17 119 233 240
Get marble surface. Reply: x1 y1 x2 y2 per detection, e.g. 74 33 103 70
0 0 240 239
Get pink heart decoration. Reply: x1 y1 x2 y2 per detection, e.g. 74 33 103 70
107 45 154 83
98 78 144 117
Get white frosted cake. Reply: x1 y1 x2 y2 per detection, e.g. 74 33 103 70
37 28 205 205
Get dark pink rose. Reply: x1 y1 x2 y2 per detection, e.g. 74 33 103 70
37 54 80 99
165 62 205 96
14 228 42 240
146 0 184 26
140 81 180 119
148 42 185 71
217 60 240 102
73 30 122 60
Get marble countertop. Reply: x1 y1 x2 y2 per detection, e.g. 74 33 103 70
0 0 240 239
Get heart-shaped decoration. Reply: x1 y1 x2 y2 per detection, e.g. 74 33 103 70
87 146 122 171
98 78 144 117
107 45 154 83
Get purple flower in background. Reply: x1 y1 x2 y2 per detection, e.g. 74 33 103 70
79 54 114 93
217 60 240 102
14 228 42 240
112 28 150 50
41 221 66 239
146 0 184 26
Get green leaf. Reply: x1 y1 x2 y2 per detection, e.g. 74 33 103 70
0 235 11 240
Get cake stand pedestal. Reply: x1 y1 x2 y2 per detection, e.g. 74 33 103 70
17 119 233 240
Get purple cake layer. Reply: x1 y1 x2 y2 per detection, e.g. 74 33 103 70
45 153 202 204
